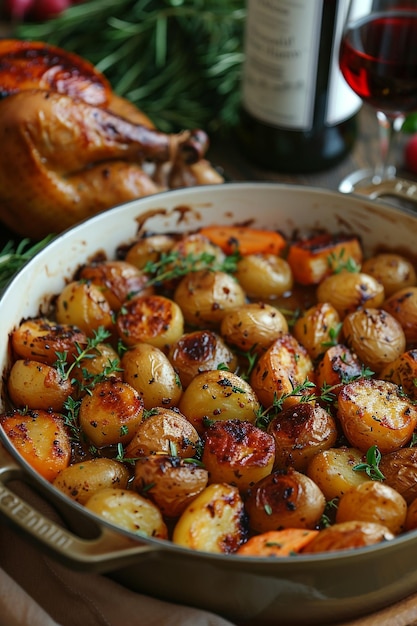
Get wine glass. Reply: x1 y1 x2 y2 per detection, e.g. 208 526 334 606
338 0 417 195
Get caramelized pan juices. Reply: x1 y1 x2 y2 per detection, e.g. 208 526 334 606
3 223 417 557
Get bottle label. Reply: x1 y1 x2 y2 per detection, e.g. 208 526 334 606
242 0 362 131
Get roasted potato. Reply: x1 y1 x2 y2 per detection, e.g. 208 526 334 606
85 487 168 538
202 419 275 492
267 402 338 472
1 409 71 482
249 333 314 410
174 269 246 328
234 254 293 299
342 308 406 372
53 458 129 504
383 286 417 345
306 447 370 500
168 330 237 388
124 234 175 270
55 280 114 335
125 407 200 459
132 455 208 518
178 369 261 434
220 302 288 352
11 317 88 366
116 294 184 350
379 448 417 504
315 343 363 391
121 343 182 409
72 342 120 387
79 260 153 311
302 520 394 553
293 302 341 360
78 378 144 448
379 349 417 399
316 271 384 318
245 468 326 533
7 359 74 411
361 253 417 297
172 483 247 553
335 480 407 535
337 378 417 453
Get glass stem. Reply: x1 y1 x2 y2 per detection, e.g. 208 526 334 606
373 111 404 183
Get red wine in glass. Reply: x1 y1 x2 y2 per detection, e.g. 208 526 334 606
338 4 417 194
339 11 417 115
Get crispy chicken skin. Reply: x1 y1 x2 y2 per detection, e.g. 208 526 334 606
0 89 221 238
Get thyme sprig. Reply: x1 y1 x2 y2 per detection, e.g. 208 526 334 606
0 235 54 290
353 445 385 481
54 326 113 383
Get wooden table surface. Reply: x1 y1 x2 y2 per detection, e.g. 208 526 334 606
209 104 410 194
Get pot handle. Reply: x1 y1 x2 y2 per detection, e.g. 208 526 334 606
351 177 417 205
0 443 157 572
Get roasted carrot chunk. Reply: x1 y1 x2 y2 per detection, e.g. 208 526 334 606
199 225 287 256
236 529 319 557
287 233 363 285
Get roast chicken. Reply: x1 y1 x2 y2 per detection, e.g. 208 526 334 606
0 40 223 239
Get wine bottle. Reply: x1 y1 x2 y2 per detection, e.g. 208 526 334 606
237 0 363 173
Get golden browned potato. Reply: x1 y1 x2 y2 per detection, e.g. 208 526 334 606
121 343 182 409
337 378 417 453
234 254 293 299
174 269 246 328
220 302 288 352
55 280 114 335
168 330 237 388
293 302 341 360
267 402 338 473
116 294 184 350
1 409 71 482
361 253 416 297
125 407 200 459
306 447 370 500
379 448 417 504
379 349 417 399
7 359 74 411
315 344 363 392
302 520 394 553
335 480 407 535
245 468 326 533
342 308 406 372
85 487 168 538
249 333 314 410
124 234 175 270
172 483 247 553
78 378 144 447
132 455 208 518
383 286 417 345
178 369 261 434
202 419 275 492
72 342 120 387
316 271 385 318
53 458 129 504
79 260 153 311
11 317 88 366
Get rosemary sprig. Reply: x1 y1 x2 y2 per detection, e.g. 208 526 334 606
0 235 54 290
15 0 246 133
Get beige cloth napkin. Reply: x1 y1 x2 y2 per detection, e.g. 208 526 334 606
1 483 417 626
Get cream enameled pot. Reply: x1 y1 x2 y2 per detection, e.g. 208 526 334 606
1 182 417 625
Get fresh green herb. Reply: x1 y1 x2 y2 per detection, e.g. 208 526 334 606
353 445 385 481
15 0 246 133
321 323 343 348
328 249 360 274
54 326 112 382
264 504 272 516
320 498 339 528
0 235 54 290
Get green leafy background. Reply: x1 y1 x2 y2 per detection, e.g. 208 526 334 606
15 0 246 133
